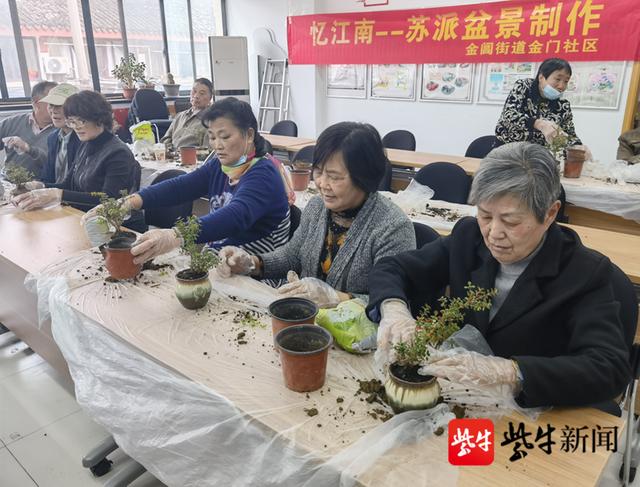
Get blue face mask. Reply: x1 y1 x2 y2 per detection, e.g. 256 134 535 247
542 84 562 100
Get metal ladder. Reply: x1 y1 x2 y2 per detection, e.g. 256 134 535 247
258 59 290 132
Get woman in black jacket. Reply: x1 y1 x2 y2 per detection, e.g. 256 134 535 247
12 91 145 232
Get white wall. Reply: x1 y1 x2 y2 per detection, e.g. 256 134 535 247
225 0 633 162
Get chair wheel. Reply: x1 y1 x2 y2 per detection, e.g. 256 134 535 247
89 458 113 477
619 463 637 483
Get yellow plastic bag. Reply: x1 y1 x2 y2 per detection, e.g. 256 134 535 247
316 299 377 354
129 121 156 144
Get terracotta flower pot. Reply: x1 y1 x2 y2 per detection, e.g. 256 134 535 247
564 147 586 178
290 169 311 191
122 87 137 100
180 146 197 166
269 297 318 345
10 185 29 197
275 324 332 392
100 233 141 280
384 363 441 413
175 269 212 309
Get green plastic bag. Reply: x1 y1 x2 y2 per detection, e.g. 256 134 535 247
316 299 377 354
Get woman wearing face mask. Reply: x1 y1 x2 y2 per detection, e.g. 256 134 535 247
495 58 591 158
83 97 290 264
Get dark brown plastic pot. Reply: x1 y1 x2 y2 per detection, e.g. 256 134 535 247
269 297 318 344
290 169 311 191
180 146 197 166
275 324 332 392
100 232 141 280
564 147 586 178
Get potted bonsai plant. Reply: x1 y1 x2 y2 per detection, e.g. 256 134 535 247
385 283 496 413
111 53 147 100
5 164 34 196
92 192 141 280
162 73 180 97
174 216 218 309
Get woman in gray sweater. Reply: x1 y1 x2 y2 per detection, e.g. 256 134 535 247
217 122 416 307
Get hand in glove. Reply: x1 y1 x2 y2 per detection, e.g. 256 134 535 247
217 246 255 277
375 299 416 369
534 119 562 143
11 188 62 211
3 136 29 154
24 181 45 191
572 144 593 162
277 272 341 308
81 196 133 227
419 351 520 394
131 228 182 264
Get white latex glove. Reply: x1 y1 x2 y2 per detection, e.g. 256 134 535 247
131 228 182 264
375 299 416 369
81 196 133 227
534 119 562 143
24 181 45 190
3 136 29 154
277 272 340 308
216 246 255 277
419 351 519 394
11 188 62 211
572 144 593 161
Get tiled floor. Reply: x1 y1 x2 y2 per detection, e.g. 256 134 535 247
1 329 639 486
0 331 165 487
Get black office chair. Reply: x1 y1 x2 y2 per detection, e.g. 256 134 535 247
262 139 274 155
413 222 440 248
289 205 302 240
382 130 416 151
292 145 315 165
144 170 193 228
174 98 191 114
128 89 173 141
270 120 298 137
414 162 472 204
465 135 503 158
556 185 569 223
378 159 393 192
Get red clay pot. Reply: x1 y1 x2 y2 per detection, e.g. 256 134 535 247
269 297 318 345
564 147 586 178
100 233 141 280
180 146 197 166
122 87 137 100
275 325 332 392
290 169 311 191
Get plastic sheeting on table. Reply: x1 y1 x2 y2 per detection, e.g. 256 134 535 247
30 248 459 486
562 176 640 223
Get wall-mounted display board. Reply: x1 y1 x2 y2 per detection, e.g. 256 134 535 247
419 63 474 103
369 64 416 101
477 62 538 105
326 64 367 99
562 62 626 110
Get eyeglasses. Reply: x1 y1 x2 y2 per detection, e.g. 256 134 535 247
65 118 86 129
312 168 347 184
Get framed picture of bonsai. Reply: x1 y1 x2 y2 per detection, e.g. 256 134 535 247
420 63 475 103
326 65 368 99
561 61 626 110
369 64 417 101
477 62 537 105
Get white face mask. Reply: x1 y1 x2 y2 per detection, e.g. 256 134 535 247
542 84 562 100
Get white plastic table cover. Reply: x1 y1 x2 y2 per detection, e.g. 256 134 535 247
29 249 461 487
137 158 199 188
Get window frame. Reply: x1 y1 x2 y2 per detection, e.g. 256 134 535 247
0 0 225 107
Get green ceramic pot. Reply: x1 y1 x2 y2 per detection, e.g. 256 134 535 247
384 363 441 413
175 269 212 310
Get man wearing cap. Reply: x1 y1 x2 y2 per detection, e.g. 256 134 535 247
0 81 57 175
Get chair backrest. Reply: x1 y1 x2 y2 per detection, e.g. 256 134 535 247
144 170 193 228
414 162 471 204
289 205 302 240
270 120 298 137
131 89 170 121
292 145 315 165
378 159 393 192
609 263 639 351
556 185 569 223
465 135 503 158
262 138 274 155
382 130 416 151
413 222 440 248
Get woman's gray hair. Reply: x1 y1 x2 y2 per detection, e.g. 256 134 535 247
468 142 561 223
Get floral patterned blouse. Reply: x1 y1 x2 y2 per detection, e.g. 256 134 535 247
495 78 581 148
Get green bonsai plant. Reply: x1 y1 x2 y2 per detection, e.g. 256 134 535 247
111 53 147 89
548 129 569 163
90 191 130 239
5 164 34 191
174 216 219 278
393 283 497 368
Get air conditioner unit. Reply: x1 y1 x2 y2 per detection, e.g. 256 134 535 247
41 56 69 74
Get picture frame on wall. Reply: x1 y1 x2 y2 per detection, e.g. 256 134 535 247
477 62 537 105
326 65 367 99
561 61 626 110
419 63 475 103
369 64 417 101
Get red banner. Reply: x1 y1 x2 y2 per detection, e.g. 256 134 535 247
287 0 640 64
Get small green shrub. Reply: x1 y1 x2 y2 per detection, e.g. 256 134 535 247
5 164 34 187
174 216 219 275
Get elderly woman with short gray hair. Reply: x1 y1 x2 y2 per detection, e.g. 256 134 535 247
217 121 416 306
369 141 630 408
